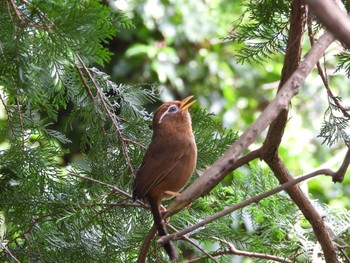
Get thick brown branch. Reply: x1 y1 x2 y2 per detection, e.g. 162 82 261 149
166 30 336 216
160 169 330 245
260 2 337 262
302 0 350 47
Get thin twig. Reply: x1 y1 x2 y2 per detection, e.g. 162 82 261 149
137 224 157 263
9 0 53 29
307 17 350 118
337 246 350 263
9 0 27 26
16 98 25 149
167 224 219 263
68 171 133 199
0 243 21 263
75 66 95 100
76 54 135 177
213 238 293 263
159 169 332 245
123 138 147 149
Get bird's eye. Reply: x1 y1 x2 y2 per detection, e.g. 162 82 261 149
168 105 178 113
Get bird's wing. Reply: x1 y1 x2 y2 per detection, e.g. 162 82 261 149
133 139 184 199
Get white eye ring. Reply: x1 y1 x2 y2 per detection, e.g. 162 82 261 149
158 104 179 123
168 105 178 112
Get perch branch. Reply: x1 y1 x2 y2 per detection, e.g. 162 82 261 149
260 2 344 261
159 169 330 245
166 27 336 217
137 225 157 263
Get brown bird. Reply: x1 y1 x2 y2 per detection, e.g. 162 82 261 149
133 96 197 261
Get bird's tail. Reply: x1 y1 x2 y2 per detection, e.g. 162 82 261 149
149 198 179 261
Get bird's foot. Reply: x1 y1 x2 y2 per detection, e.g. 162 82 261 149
163 190 181 197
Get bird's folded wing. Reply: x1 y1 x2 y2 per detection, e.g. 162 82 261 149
133 141 184 199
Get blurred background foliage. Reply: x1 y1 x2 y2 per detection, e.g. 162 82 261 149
105 0 350 209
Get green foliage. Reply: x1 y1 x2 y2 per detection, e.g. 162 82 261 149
227 0 290 63
1 0 350 262
318 96 350 146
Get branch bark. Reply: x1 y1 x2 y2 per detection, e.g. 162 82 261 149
302 0 350 47
166 24 336 217
160 168 332 245
260 2 338 261
163 1 342 262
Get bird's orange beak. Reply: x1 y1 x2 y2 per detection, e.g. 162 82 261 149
180 96 196 111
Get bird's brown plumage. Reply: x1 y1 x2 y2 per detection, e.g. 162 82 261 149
133 96 197 261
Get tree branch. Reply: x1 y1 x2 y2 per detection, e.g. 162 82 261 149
167 224 219 263
260 2 339 261
307 18 350 118
302 0 350 47
137 224 157 263
0 243 21 263
68 170 134 200
76 54 135 177
166 27 336 217
159 169 330 245
212 238 293 263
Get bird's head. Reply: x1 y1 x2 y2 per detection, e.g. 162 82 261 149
152 96 196 134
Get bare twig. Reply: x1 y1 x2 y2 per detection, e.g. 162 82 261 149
167 224 219 263
212 238 293 263
307 17 350 118
68 171 133 199
137 225 157 263
16 98 25 149
76 54 135 177
0 243 21 263
159 169 330 245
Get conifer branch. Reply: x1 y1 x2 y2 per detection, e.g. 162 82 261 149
15 98 25 148
9 0 53 29
76 54 135 177
68 170 133 199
